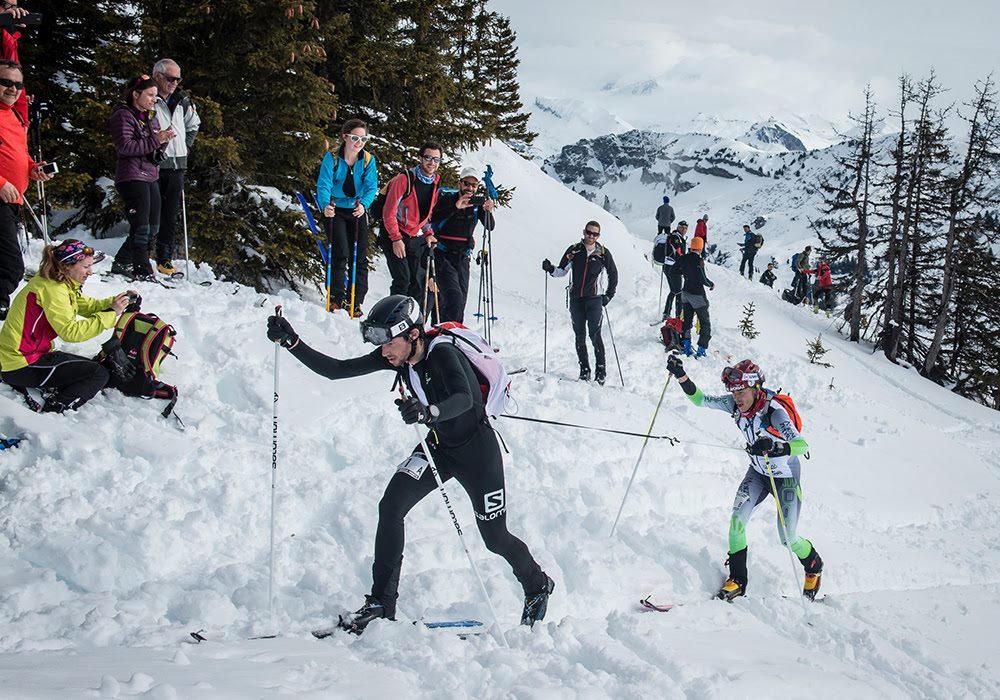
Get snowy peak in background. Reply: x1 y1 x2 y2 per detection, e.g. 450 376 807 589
526 96 633 160
738 118 809 152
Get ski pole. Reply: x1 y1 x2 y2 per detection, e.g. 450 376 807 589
422 246 434 321
763 453 809 614
499 413 745 449
609 375 670 537
543 272 548 374
349 202 359 318
21 197 50 245
397 383 509 648
269 305 282 614
604 306 625 387
658 273 663 316
325 209 334 312
181 185 190 281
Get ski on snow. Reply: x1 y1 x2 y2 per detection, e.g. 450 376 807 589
312 618 486 640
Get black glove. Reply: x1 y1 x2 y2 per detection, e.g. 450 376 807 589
100 337 137 383
746 437 791 457
267 315 299 349
124 292 142 313
666 354 686 378
602 295 611 307
395 397 435 425
542 259 554 273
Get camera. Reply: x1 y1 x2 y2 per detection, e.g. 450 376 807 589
469 195 486 206
125 292 142 313
0 13 42 29
149 149 166 165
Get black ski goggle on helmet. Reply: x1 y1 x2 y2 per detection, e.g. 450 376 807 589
361 319 414 346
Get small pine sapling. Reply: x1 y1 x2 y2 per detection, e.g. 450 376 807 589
739 302 760 339
807 333 833 367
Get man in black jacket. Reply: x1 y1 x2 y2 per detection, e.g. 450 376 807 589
430 166 495 323
661 220 688 320
266 296 553 634
543 221 618 384
678 235 715 357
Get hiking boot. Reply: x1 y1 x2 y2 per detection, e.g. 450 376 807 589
41 397 74 414
579 366 591 381
337 596 391 635
521 574 555 627
594 366 606 385
110 260 131 276
327 301 342 313
157 261 177 275
352 305 364 319
682 339 693 357
716 578 746 601
695 346 707 359
825 309 831 318
803 572 822 601
812 305 819 314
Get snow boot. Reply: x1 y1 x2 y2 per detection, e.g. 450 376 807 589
579 365 591 381
594 365 606 385
683 339 693 357
352 304 364 319
156 261 177 276
521 574 555 627
717 548 748 601
695 345 707 359
812 305 819 314
800 548 824 601
110 260 131 277
337 596 392 635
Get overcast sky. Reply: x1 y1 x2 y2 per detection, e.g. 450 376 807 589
491 0 999 134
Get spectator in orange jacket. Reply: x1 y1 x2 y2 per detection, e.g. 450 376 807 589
0 59 53 320
379 143 440 300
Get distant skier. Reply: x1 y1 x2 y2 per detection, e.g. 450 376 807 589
661 220 688 320
792 245 812 302
266 296 554 633
655 196 675 234
760 262 777 288
677 235 714 357
738 224 761 280
665 355 824 601
807 258 833 316
542 221 618 384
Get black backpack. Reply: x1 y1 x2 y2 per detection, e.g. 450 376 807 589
97 307 179 419
370 170 414 233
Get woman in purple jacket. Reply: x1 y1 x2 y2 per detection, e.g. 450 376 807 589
109 75 176 279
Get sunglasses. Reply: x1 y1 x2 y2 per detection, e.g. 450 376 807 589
583 230 601 237
421 154 442 163
346 134 370 144
162 75 182 84
0 78 24 91
54 242 95 265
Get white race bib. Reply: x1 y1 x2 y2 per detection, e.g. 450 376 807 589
395 452 429 480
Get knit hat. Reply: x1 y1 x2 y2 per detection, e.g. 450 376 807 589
663 196 670 204
689 236 705 253
459 166 481 181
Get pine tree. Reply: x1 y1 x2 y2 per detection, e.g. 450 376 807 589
475 12 535 147
806 334 833 367
738 302 759 339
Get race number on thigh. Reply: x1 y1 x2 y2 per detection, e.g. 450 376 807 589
395 452 429 480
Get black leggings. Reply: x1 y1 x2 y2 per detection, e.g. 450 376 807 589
569 296 605 370
371 425 545 616
1 351 109 411
663 268 682 318
114 180 161 275
324 209 370 307
0 202 23 304
435 252 471 323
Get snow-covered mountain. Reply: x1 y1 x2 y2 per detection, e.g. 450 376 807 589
1 142 998 697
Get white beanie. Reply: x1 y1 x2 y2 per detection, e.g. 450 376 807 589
459 166 481 181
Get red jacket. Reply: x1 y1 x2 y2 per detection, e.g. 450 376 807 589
807 263 833 288
1 29 27 124
694 219 707 240
0 101 35 203
381 168 439 241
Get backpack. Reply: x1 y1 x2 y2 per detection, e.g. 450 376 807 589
652 232 668 265
371 170 414 233
407 322 511 418
790 253 799 272
660 317 683 352
753 233 764 249
97 310 178 418
764 391 803 439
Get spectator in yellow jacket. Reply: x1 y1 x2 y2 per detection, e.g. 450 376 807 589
0 240 133 413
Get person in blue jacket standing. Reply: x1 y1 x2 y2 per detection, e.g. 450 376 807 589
316 119 378 316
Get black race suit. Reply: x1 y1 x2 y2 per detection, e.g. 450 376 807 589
288 339 547 617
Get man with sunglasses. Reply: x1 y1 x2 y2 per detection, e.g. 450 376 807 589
542 221 618 384
430 166 495 323
151 58 200 276
0 58 53 320
265 296 554 633
665 355 825 602
380 143 441 302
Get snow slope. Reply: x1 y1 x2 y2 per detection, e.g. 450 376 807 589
1 142 998 698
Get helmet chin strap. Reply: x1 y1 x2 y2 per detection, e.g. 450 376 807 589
405 331 424 364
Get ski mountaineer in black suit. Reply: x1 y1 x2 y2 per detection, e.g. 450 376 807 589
542 220 619 384
267 295 554 634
